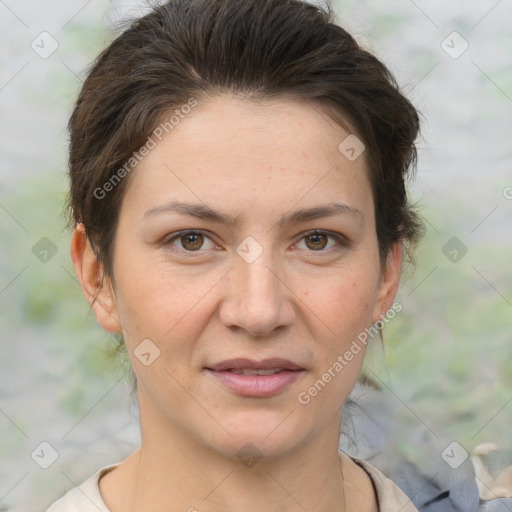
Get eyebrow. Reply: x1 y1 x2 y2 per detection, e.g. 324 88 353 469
143 200 363 227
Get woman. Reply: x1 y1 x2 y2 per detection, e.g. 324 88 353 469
48 0 424 509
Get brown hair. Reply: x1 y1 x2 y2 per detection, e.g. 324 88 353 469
68 0 424 280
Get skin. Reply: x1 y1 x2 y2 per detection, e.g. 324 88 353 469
71 94 402 512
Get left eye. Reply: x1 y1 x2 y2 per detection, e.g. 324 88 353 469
295 231 342 251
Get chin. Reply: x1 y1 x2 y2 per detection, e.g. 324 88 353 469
197 412 310 462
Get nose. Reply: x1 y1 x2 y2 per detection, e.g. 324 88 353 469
219 252 295 337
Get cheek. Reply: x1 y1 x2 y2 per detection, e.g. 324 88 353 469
299 266 378 335
296 274 377 410
112 253 220 348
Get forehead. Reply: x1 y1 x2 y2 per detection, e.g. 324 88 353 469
122 94 373 222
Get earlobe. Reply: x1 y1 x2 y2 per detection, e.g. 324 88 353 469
70 224 122 333
372 242 403 323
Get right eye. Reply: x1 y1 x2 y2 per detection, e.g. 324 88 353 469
165 230 217 252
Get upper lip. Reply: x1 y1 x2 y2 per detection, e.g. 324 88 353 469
206 358 304 371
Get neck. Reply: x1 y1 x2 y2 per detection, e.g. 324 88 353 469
109 408 348 512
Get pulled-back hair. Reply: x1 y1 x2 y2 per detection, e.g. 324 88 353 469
68 0 424 279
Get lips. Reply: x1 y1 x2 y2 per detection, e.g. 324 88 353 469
229 368 283 375
206 357 304 372
205 358 305 397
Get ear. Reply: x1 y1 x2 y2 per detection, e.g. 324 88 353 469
70 224 122 333
371 241 403 324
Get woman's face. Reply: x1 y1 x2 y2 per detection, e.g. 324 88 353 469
82 95 401 459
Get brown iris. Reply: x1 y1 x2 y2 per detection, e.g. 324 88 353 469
304 233 328 250
181 233 204 250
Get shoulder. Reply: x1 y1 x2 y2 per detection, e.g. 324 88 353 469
346 454 419 512
46 463 120 512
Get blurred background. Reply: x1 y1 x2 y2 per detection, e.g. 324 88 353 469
0 0 511 510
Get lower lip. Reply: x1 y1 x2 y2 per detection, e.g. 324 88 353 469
206 369 304 397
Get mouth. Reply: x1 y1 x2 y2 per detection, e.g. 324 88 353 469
226 368 287 376
206 357 304 372
205 358 305 397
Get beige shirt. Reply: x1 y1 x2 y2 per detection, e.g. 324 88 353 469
47 453 418 511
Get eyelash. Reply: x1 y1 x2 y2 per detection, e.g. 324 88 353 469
163 229 349 255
